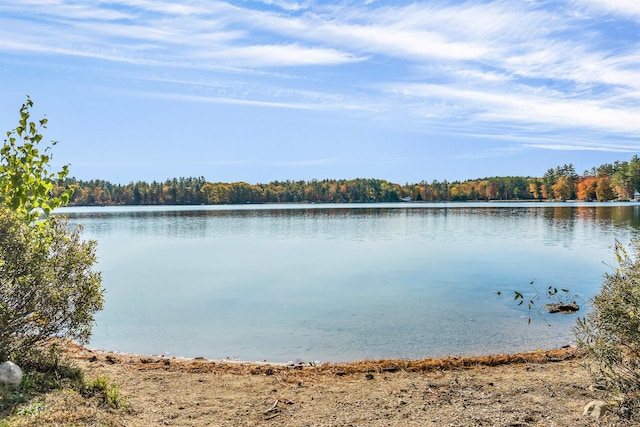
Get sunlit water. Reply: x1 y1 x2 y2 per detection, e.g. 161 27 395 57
58 202 640 362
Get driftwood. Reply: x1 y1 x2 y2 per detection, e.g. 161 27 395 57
545 303 579 314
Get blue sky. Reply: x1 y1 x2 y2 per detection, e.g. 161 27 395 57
1 0 639 184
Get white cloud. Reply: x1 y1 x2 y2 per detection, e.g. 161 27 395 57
199 44 364 67
242 2 542 62
319 23 489 61
122 88 380 113
525 144 639 152
2 0 640 154
103 0 215 16
0 1 136 21
577 0 640 20
385 82 640 138
255 0 310 12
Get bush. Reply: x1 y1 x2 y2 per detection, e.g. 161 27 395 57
0 209 103 361
0 97 103 363
575 240 640 417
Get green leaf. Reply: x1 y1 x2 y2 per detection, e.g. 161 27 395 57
0 96 70 222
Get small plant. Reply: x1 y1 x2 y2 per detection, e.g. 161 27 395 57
15 401 44 416
106 382 126 410
0 384 27 408
89 376 109 392
86 376 130 411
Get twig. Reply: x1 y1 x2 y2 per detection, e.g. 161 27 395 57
264 399 279 414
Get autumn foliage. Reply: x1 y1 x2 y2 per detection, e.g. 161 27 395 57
61 157 640 206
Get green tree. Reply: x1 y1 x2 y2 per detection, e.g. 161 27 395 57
595 177 616 202
0 97 103 362
1 96 72 223
627 155 640 194
542 168 556 199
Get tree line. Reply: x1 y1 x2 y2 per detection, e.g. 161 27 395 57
59 156 640 206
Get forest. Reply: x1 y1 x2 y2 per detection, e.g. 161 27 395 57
61 156 640 206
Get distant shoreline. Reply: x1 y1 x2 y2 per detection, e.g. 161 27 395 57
57 199 636 210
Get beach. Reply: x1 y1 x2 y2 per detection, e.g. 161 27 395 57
7 344 631 426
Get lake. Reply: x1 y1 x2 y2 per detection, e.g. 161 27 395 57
58 202 640 363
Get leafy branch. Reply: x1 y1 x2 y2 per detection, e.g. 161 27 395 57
1 96 72 225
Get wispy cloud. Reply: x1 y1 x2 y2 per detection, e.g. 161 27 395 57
1 0 639 155
197 44 363 67
254 0 310 12
122 88 382 113
525 144 640 152
385 81 640 139
576 0 640 21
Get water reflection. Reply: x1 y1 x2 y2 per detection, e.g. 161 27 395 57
58 203 640 362
63 203 640 242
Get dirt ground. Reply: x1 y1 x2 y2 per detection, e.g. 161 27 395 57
4 344 634 426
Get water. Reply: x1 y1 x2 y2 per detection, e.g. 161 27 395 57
58 202 640 362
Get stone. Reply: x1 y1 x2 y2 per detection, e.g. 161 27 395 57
583 400 609 420
0 361 23 387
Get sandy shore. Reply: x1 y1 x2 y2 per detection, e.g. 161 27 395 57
4 343 633 426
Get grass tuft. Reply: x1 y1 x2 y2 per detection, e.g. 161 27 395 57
85 376 130 411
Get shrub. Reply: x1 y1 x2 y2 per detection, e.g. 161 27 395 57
575 240 640 417
0 209 103 361
0 97 103 363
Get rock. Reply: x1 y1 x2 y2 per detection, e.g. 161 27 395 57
0 361 23 387
583 400 609 420
545 303 579 314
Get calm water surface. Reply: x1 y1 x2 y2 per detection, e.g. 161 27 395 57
58 202 640 362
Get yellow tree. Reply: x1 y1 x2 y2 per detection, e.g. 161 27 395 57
528 178 543 200
552 176 573 200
